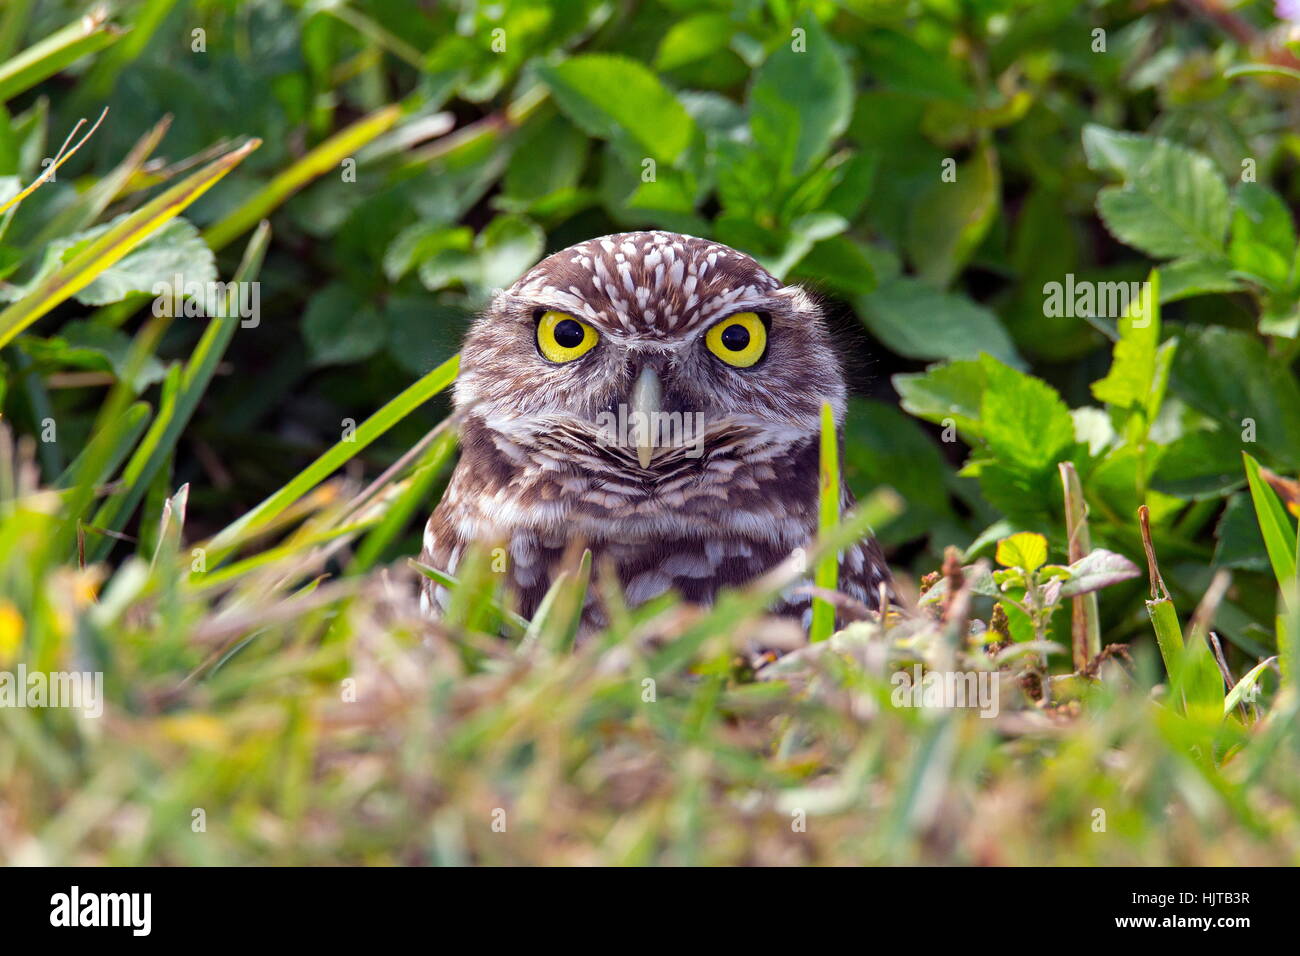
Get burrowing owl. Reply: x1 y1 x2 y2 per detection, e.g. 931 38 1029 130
420 231 890 632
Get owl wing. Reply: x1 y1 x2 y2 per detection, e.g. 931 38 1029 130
417 501 465 616
835 484 893 612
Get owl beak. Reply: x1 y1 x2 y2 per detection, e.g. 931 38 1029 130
630 364 662 469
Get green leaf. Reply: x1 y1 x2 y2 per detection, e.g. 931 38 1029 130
996 532 1048 571
1243 451 1298 596
1096 140 1230 260
841 398 955 545
1214 492 1271 571
893 359 985 437
1158 256 1241 302
790 234 877 297
539 55 696 165
502 113 589 202
1081 124 1157 179
51 320 166 392
1153 428 1247 499
1173 327 1300 469
1056 549 1142 597
654 12 734 71
474 213 544 292
385 298 471 378
857 29 974 104
1230 182 1296 291
904 144 999 286
384 224 472 283
303 282 385 366
979 355 1075 472
859 278 1022 368
749 14 851 177
1091 270 1164 415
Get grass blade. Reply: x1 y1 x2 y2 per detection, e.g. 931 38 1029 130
0 5 120 103
86 222 273 561
202 103 403 252
1243 452 1298 600
204 353 460 563
810 401 838 643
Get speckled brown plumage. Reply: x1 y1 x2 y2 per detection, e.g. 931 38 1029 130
420 230 891 636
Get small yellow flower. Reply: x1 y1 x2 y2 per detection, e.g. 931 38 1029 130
160 713 229 748
0 600 24 668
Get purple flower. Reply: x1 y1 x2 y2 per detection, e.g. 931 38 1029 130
1278 0 1300 23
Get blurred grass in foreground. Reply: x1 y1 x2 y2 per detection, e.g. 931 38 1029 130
1 2 1299 866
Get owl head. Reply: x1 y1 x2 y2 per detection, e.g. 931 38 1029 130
453 231 846 471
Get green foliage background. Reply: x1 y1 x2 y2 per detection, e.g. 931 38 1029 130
1 0 1300 865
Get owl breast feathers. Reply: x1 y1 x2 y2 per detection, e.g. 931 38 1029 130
420 230 890 633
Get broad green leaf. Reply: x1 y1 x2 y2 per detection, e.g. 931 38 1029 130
1091 270 1163 414
1158 256 1241 302
1152 428 1248 499
474 213 544 292
1096 140 1230 260
26 319 166 393
857 29 974 104
790 234 878 297
539 55 696 165
1214 492 1271 572
384 224 472 283
385 298 471 377
654 13 734 71
905 144 999 286
842 398 955 545
1230 182 1295 292
893 359 985 437
1173 327 1300 469
502 113 589 202
979 355 1075 472
859 278 1022 368
749 14 850 177
1057 549 1141 597
996 532 1048 571
1081 124 1157 179
303 282 386 366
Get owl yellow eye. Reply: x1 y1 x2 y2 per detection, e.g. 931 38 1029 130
536 310 598 363
705 312 767 368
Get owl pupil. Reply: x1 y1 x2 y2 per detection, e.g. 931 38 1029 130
720 324 750 351
554 319 585 348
